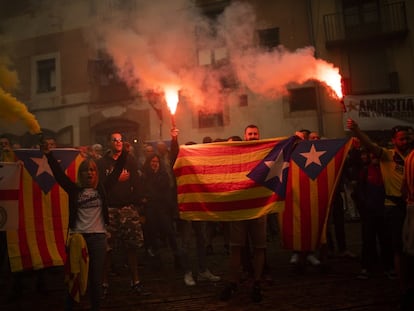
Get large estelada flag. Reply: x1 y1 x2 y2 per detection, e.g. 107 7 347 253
174 137 296 221
0 162 21 231
8 149 80 272
279 138 353 251
174 136 352 252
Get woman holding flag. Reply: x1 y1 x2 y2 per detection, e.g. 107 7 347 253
41 141 127 311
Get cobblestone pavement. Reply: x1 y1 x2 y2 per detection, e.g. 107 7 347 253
0 222 402 311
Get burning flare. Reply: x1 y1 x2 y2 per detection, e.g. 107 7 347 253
164 86 179 115
315 63 343 99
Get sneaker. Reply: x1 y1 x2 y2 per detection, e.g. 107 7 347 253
290 253 299 264
251 282 262 303
184 272 196 286
198 269 221 282
101 283 109 299
385 270 397 280
220 282 237 301
147 248 155 257
131 281 152 296
306 254 321 266
356 269 369 280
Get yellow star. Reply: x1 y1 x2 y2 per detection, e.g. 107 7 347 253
31 156 53 177
299 144 326 167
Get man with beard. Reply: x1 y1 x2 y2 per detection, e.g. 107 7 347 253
347 120 412 310
220 124 266 303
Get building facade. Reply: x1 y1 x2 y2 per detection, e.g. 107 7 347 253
0 0 413 148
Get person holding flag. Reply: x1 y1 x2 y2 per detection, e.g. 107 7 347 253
220 124 266 303
41 139 127 311
347 119 412 310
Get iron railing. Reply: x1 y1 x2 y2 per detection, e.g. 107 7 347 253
323 1 408 47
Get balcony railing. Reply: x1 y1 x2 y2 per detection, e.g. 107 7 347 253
323 1 408 48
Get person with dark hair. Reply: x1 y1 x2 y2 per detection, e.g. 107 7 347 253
0 135 15 162
227 135 242 142
220 124 266 303
355 151 393 280
202 136 213 144
41 139 126 311
177 138 221 286
289 131 321 268
98 132 149 297
298 129 311 140
347 120 412 309
141 152 183 272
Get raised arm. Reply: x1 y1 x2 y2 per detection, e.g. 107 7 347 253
41 143 76 193
170 128 179 167
346 118 382 158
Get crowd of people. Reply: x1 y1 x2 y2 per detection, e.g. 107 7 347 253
1 120 414 310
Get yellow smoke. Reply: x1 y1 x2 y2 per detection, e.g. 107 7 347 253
0 89 41 134
0 56 19 91
0 58 41 134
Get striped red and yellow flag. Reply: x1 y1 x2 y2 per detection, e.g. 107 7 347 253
280 138 353 251
405 149 414 203
8 149 82 272
174 138 288 221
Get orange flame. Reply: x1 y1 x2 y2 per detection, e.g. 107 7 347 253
316 63 343 99
164 86 179 115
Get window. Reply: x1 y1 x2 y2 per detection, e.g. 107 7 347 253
37 58 56 93
349 48 390 94
343 0 379 28
257 27 280 50
288 87 317 112
198 111 224 128
198 47 228 66
196 0 230 20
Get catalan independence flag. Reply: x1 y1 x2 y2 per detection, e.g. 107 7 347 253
174 137 292 221
8 149 81 272
0 162 21 231
280 138 353 251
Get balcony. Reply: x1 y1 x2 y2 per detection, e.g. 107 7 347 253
323 1 408 49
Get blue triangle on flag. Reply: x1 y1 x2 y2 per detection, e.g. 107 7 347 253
14 149 80 193
247 136 297 198
291 138 349 180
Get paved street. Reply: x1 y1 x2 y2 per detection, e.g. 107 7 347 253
0 221 401 311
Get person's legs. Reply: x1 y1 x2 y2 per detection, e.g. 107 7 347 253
118 206 147 293
192 221 207 272
332 193 347 253
249 216 267 303
179 220 195 285
84 234 106 311
222 222 231 254
205 222 217 255
102 208 118 294
220 221 245 301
